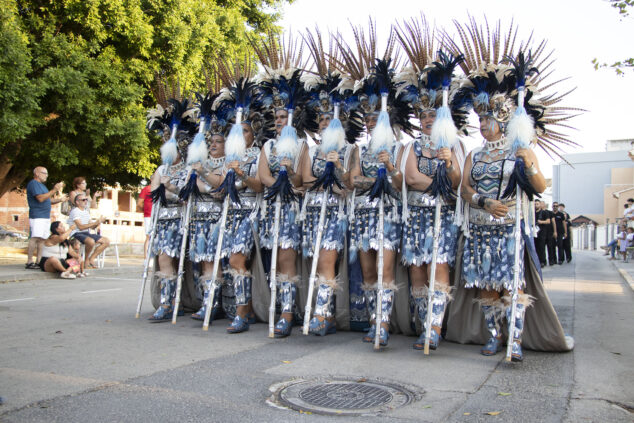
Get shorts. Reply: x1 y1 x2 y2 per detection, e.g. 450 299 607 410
29 218 51 239
73 232 102 244
39 256 68 271
144 217 152 235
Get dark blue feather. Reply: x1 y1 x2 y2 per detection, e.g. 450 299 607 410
264 168 297 203
309 161 343 192
501 159 541 201
179 172 202 201
213 170 241 205
424 160 456 202
432 50 464 88
366 167 400 202
151 184 167 207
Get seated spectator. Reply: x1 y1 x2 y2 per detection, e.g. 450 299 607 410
40 221 84 279
68 193 110 268
602 224 627 260
68 177 101 210
620 227 634 262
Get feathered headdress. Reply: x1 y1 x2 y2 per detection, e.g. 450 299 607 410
445 16 582 159
396 16 469 136
302 27 365 144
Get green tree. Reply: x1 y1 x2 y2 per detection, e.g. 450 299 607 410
593 0 633 75
0 0 290 196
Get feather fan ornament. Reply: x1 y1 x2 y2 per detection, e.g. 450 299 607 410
187 91 217 165
310 105 345 192
505 51 539 151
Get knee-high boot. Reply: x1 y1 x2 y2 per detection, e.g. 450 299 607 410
227 272 252 333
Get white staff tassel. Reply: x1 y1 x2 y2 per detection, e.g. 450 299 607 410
374 197 385 350
135 188 161 318
268 193 282 337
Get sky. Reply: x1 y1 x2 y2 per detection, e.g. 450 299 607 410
279 0 634 177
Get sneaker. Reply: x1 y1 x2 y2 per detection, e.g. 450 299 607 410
25 262 39 270
60 271 76 279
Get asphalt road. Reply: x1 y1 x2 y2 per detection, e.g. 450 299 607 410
0 250 632 422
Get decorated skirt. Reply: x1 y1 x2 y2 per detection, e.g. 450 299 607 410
259 200 302 250
462 222 525 291
301 192 347 257
188 197 223 263
220 205 257 259
151 203 183 258
349 197 402 262
402 204 458 267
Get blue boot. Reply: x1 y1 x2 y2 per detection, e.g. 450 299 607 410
481 303 503 356
274 281 297 337
227 273 252 334
426 288 449 350
412 288 428 350
362 286 377 343
149 276 176 323
506 302 528 362
377 289 394 347
309 281 336 336
191 279 221 321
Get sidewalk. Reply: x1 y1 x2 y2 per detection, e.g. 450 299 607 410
610 254 634 292
0 258 143 283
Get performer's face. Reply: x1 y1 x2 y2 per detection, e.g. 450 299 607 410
419 110 436 136
275 110 288 135
209 135 225 158
242 123 254 147
479 115 503 141
364 113 378 133
318 113 332 133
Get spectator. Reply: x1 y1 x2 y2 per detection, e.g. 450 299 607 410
535 200 555 267
604 224 626 260
137 183 153 259
68 193 110 268
547 202 558 265
618 227 634 262
553 202 567 265
559 203 573 263
40 221 84 279
25 167 67 270
624 198 634 229
68 177 102 210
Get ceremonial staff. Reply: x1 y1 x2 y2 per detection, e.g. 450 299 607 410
302 104 345 335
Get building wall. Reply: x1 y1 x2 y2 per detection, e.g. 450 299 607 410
552 150 634 217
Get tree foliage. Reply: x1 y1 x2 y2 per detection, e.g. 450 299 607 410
0 0 290 196
593 0 633 76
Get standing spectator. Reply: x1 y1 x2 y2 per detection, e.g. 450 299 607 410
25 167 67 269
559 203 573 263
137 183 153 259
68 177 102 210
535 200 551 267
546 202 558 265
68 193 110 268
553 202 567 265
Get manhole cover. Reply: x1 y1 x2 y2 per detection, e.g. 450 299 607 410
269 377 423 416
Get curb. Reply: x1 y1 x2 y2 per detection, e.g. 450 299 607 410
611 261 634 292
0 266 143 284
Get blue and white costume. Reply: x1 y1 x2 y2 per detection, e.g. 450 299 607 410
151 162 188 258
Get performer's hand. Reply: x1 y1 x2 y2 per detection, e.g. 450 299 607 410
484 198 508 218
191 162 203 173
326 151 342 169
159 175 170 185
377 151 394 172
437 148 452 167
59 194 68 203
280 158 294 175
515 148 538 168
229 160 244 177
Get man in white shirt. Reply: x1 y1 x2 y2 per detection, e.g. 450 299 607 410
69 193 110 268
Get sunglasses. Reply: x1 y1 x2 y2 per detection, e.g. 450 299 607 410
78 199 88 202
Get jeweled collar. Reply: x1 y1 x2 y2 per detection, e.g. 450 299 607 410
168 161 185 172
418 133 433 149
208 156 224 168
245 146 260 156
483 136 510 155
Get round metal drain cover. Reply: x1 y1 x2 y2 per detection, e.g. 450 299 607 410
269 377 423 416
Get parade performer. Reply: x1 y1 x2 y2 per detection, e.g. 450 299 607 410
396 21 468 352
212 61 269 334
144 84 196 322
187 89 228 322
255 33 318 337
444 18 576 361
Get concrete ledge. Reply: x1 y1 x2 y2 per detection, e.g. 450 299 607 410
0 264 143 284
610 260 634 292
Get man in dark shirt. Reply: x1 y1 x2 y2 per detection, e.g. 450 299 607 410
25 167 66 269
553 203 567 265
559 203 572 263
535 200 555 267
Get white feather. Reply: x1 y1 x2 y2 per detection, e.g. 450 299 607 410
368 111 394 154
506 107 535 150
276 126 299 158
430 106 458 149
320 118 346 154
187 133 209 164
224 124 246 161
160 139 178 165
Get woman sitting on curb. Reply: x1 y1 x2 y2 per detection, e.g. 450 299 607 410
39 221 86 279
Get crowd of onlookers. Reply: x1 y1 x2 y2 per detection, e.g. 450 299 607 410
601 198 634 262
25 167 110 279
534 200 573 267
